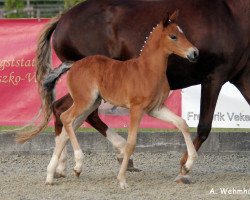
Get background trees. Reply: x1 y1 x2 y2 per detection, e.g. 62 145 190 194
3 0 26 18
64 0 84 9
0 0 86 18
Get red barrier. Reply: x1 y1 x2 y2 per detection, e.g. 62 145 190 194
0 19 181 128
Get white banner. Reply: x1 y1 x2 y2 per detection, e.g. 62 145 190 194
182 83 250 128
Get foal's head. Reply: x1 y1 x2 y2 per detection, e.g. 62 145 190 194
160 10 199 62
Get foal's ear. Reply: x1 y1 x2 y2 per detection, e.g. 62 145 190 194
163 12 170 27
169 9 179 22
163 9 179 27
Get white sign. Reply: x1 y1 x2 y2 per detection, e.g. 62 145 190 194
182 83 250 128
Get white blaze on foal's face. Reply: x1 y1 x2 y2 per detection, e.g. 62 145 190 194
177 25 183 33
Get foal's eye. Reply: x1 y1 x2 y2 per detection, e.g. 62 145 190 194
169 35 177 40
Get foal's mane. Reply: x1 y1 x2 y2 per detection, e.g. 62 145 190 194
139 24 159 55
139 10 178 55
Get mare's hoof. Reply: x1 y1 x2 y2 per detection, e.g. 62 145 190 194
127 166 142 172
127 159 142 172
174 175 192 184
117 158 142 172
73 169 81 177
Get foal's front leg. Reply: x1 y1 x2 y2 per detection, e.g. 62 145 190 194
117 107 144 189
149 105 198 183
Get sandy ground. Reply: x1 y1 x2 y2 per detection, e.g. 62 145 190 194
0 152 249 200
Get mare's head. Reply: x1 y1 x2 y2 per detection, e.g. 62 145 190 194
160 10 199 62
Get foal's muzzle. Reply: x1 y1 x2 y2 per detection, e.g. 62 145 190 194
187 48 199 62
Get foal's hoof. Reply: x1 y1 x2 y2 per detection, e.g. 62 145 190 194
174 175 192 184
117 158 142 172
45 176 54 185
119 181 129 189
73 169 81 177
54 172 66 179
45 181 54 186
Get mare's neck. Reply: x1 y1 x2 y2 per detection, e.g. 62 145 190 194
225 0 249 16
138 24 169 74
225 0 249 31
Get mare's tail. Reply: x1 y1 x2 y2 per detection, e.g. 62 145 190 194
15 15 61 143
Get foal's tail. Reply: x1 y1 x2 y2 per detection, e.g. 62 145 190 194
15 16 61 144
43 61 74 91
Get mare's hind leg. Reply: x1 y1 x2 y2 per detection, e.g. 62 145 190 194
149 105 198 184
117 107 144 189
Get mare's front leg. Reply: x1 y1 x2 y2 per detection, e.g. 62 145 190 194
231 59 250 104
117 106 144 189
179 75 225 183
149 105 198 183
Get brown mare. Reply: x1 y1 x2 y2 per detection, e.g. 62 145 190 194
41 11 198 188
15 0 249 184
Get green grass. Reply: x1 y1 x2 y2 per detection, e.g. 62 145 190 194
0 126 249 133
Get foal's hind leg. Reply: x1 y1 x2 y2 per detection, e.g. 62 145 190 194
53 95 139 172
46 128 69 185
60 98 100 177
54 145 67 178
149 105 198 184
47 101 101 183
54 110 94 178
52 116 85 178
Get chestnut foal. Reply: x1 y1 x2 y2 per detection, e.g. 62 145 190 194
43 11 198 189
